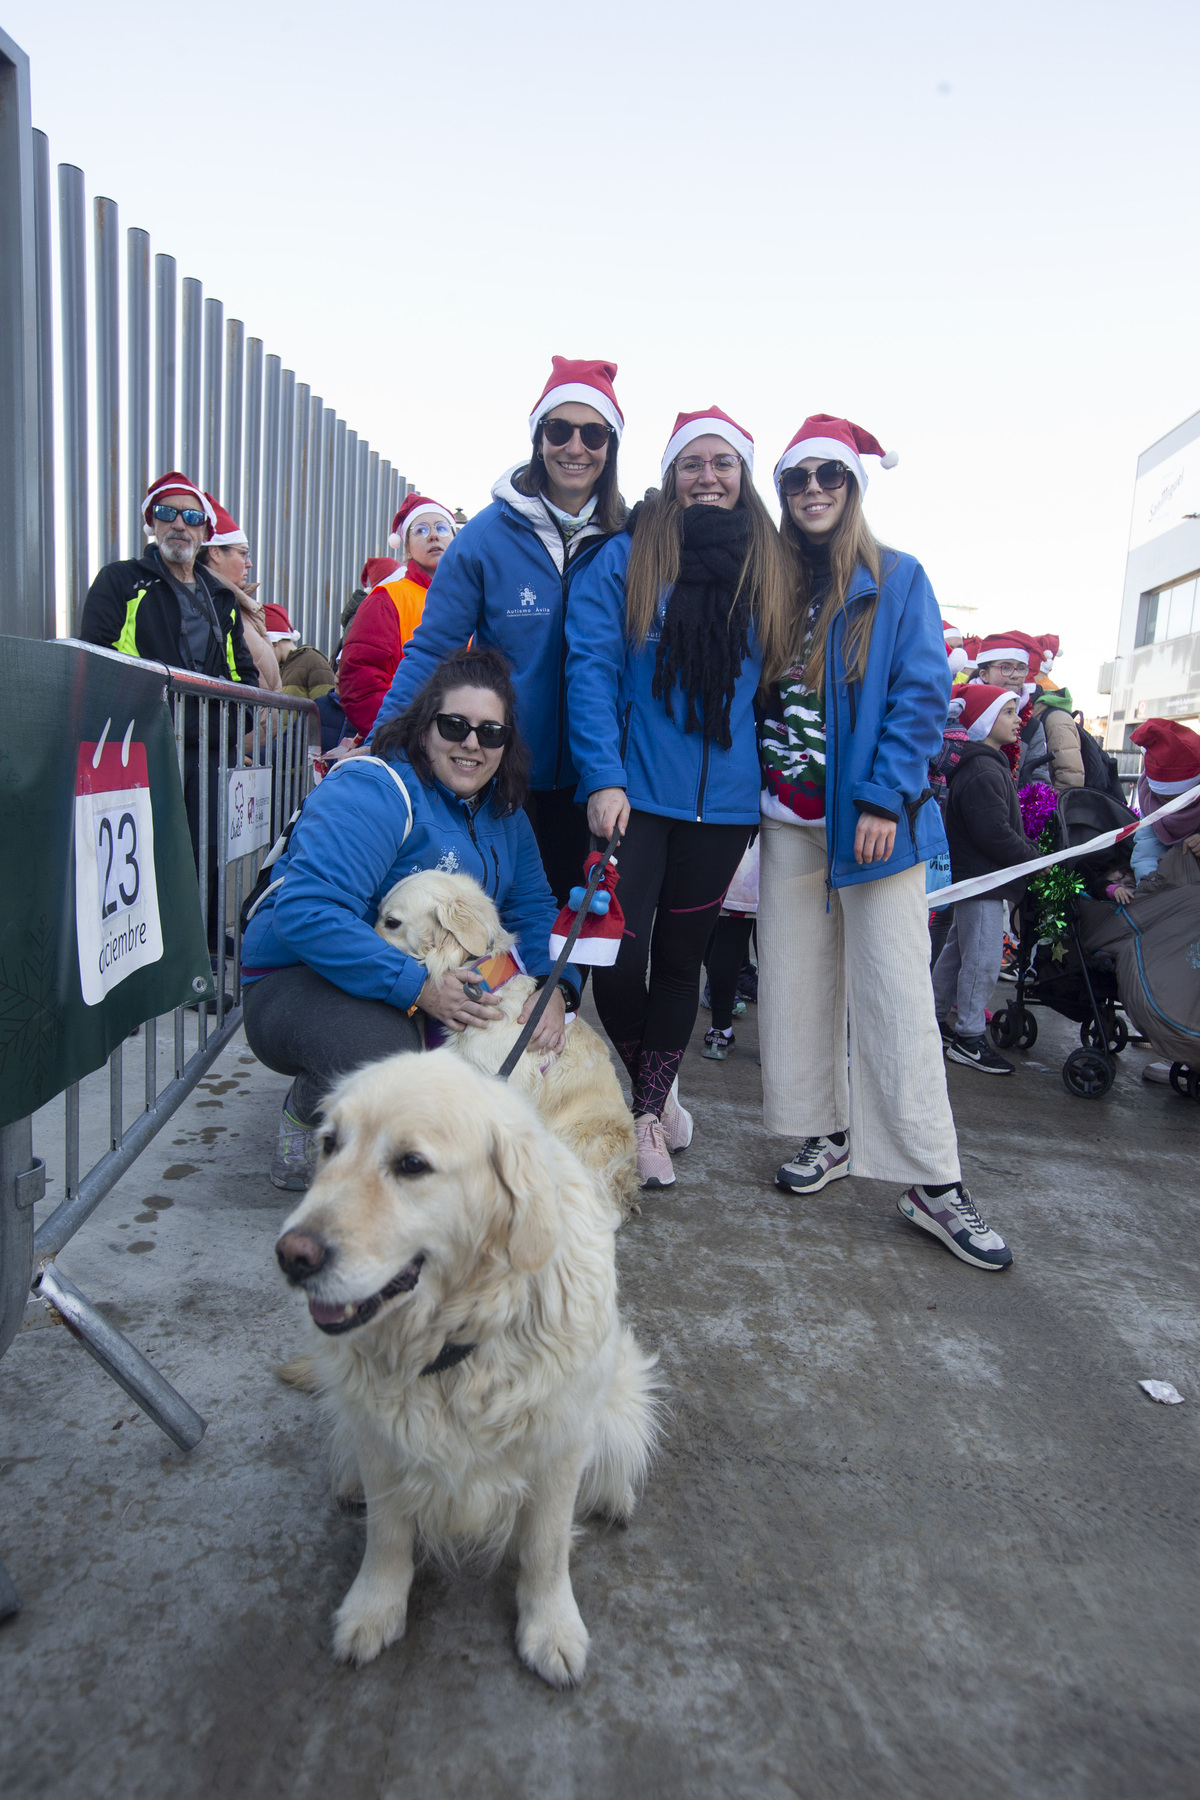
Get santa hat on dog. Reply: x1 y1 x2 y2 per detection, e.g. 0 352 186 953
204 495 247 547
529 355 624 443
957 684 1015 742
773 414 897 499
549 853 625 966
388 493 456 550
142 471 216 539
1130 718 1200 793
361 556 402 591
660 406 755 481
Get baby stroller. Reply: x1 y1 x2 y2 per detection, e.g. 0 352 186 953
987 789 1139 1098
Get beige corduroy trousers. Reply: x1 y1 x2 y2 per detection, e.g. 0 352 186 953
758 818 961 1185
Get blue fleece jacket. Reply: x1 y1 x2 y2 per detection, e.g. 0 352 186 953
564 532 764 826
372 472 610 791
816 551 951 889
240 755 575 1007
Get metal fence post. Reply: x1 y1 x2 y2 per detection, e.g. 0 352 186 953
244 336 263 563
127 226 150 556
59 165 88 632
0 31 40 641
318 408 336 655
343 427 358 597
261 353 280 607
330 417 347 652
367 450 380 560
278 369 295 612
292 382 311 621
379 459 392 557
304 397 324 645
180 276 201 481
154 252 176 474
223 316 244 517
355 438 370 581
202 295 223 496
32 127 55 639
94 196 120 568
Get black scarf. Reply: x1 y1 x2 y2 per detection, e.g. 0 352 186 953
634 502 752 749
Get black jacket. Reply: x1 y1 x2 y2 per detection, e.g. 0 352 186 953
79 548 259 687
944 741 1038 900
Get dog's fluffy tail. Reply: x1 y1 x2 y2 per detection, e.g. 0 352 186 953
577 1328 663 1525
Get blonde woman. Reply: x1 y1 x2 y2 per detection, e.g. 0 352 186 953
566 406 790 1188
757 413 1012 1271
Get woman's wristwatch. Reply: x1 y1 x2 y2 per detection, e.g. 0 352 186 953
556 978 580 1011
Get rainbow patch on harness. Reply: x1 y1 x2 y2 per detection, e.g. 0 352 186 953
465 948 524 994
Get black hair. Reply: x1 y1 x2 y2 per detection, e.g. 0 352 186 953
372 645 531 816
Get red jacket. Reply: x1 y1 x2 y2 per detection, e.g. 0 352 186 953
338 565 431 735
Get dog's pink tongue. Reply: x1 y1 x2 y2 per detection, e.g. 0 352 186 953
309 1296 354 1327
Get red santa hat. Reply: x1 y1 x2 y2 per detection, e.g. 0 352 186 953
263 603 299 643
548 853 625 966
529 355 623 443
772 414 897 500
1130 718 1200 794
361 556 402 590
388 493 456 550
660 406 755 481
975 632 1031 669
142 470 216 539
961 636 981 667
204 495 247 548
957 683 1015 742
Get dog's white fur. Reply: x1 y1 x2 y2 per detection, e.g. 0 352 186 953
278 1051 658 1687
375 870 639 1219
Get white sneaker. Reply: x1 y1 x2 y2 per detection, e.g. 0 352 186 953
775 1135 850 1195
635 1114 675 1188
660 1077 693 1152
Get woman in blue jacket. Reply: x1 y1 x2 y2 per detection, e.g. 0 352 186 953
372 356 627 907
758 413 1012 1273
241 647 579 1190
566 405 791 1189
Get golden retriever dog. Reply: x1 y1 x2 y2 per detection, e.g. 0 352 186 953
374 870 639 1220
275 1051 658 1687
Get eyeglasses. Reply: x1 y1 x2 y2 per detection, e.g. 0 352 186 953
153 502 207 526
541 418 612 451
409 522 453 540
779 461 848 498
979 661 1028 678
435 713 511 749
676 454 741 477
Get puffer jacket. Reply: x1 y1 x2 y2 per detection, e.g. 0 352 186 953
943 740 1038 901
371 466 614 789
338 565 431 735
232 589 281 691
1018 690 1084 790
241 753 576 1008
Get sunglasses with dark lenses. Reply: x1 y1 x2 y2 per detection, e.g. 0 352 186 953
435 713 511 749
153 502 207 526
540 418 612 451
779 460 849 498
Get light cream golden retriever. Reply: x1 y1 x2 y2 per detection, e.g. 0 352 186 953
275 1051 658 1687
375 869 639 1220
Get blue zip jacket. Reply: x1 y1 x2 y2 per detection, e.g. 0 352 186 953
372 468 611 791
240 754 576 1008
564 532 764 826
818 551 950 889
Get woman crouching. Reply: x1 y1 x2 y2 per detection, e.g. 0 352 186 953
241 646 580 1189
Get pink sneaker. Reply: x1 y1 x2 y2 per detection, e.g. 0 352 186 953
660 1077 693 1152
635 1114 675 1188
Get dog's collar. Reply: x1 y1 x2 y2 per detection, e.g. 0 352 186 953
420 1340 477 1377
468 949 523 993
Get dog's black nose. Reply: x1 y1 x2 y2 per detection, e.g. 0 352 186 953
276 1230 332 1283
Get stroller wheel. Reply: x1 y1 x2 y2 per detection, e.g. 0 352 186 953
1081 1015 1128 1055
989 1003 1036 1052
1169 1063 1200 1100
1062 1047 1115 1099
1016 1011 1038 1049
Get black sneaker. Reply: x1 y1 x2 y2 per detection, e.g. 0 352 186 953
946 1032 1014 1075
937 1015 956 1045
702 1028 734 1061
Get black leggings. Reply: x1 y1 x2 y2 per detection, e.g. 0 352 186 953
704 914 755 1031
592 810 752 1116
524 785 590 909
242 963 422 1124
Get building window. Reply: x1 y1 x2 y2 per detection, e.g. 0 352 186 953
1138 573 1200 647
1135 591 1158 647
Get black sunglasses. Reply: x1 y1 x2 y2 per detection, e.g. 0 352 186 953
435 713 511 749
540 418 612 451
779 460 849 498
153 502 207 526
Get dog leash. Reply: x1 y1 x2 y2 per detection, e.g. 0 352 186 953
496 826 622 1081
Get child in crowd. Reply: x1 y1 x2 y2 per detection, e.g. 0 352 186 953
701 838 759 1059
933 685 1037 1075
1129 718 1200 884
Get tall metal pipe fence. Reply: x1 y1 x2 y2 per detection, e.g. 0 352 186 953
1 29 411 654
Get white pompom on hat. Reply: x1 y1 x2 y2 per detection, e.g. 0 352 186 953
529 355 624 443
773 414 897 500
660 406 755 481
388 492 456 550
204 494 248 548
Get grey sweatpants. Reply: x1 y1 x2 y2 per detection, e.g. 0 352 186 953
931 898 1006 1037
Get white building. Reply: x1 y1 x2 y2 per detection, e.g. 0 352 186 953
1102 407 1200 750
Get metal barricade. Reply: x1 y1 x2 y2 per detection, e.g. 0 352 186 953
0 674 317 1612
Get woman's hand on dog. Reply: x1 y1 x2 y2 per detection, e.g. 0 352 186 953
518 986 567 1055
418 968 506 1032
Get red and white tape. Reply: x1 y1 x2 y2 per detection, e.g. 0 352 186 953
933 780 1200 908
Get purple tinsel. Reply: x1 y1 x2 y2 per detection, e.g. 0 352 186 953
1019 781 1058 840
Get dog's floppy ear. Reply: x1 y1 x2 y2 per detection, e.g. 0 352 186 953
490 1122 559 1272
434 892 492 960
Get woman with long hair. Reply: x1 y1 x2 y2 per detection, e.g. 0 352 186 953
758 414 1012 1271
566 405 791 1188
372 356 626 907
240 646 579 1191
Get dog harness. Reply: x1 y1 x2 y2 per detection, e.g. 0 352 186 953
421 1340 476 1376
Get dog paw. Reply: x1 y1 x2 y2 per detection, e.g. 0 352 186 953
331 1591 407 1666
517 1605 590 1688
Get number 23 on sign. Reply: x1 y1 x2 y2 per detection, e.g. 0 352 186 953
74 719 164 1006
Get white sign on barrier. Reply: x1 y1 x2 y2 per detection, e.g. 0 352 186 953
74 720 164 1006
227 767 273 863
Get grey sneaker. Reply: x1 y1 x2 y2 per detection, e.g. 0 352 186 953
776 1134 850 1194
898 1184 1013 1271
271 1101 319 1191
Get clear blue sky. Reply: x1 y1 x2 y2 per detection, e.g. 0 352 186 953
9 0 1200 710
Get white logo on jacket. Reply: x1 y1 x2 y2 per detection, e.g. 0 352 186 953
506 583 551 619
436 848 461 873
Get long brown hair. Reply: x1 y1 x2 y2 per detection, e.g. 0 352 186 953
779 479 885 692
624 464 791 679
512 423 628 536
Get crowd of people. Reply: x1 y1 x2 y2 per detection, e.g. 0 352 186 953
76 354 1200 1286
